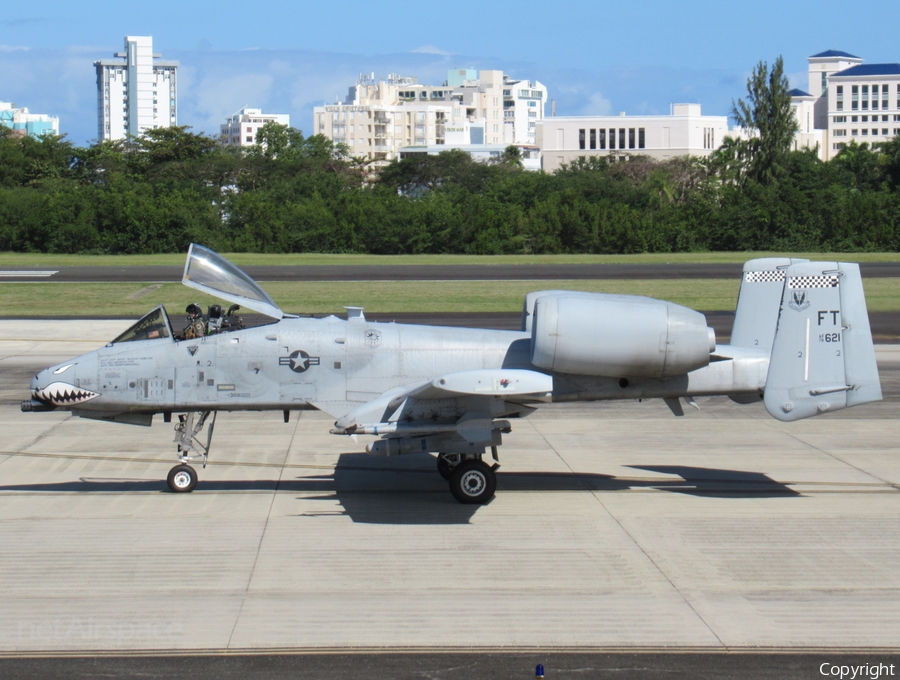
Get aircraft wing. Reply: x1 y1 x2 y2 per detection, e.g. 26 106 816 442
330 369 553 451
405 368 553 401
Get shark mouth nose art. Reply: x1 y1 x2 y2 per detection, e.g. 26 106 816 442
33 382 100 406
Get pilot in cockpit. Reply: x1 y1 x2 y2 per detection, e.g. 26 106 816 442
182 303 207 339
179 302 243 340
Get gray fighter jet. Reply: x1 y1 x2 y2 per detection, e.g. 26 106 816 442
22 245 882 504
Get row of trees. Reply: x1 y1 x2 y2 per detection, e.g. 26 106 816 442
2 57 900 255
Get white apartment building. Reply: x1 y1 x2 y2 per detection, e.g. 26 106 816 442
94 36 178 141
220 107 290 147
788 88 826 156
313 70 546 163
794 50 900 160
536 104 729 172
0 101 59 138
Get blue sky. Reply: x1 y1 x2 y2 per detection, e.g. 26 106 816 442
3 0 900 146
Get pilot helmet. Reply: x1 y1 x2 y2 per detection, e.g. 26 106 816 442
186 303 203 318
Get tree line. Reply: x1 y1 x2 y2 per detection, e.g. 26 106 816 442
2 58 900 255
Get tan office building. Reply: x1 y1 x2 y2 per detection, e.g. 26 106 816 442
536 104 729 173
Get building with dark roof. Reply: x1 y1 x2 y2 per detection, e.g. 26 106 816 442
810 50 861 60
835 64 900 78
794 51 900 160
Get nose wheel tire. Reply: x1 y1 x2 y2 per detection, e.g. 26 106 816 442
167 464 198 493
449 459 496 505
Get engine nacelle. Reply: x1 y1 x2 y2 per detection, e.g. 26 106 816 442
530 293 715 378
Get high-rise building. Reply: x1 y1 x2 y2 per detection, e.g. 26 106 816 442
94 36 178 141
0 101 59 138
314 70 546 163
220 107 290 147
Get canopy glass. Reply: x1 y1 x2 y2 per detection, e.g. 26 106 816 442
182 244 284 319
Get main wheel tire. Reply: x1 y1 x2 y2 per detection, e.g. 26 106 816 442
436 454 454 481
449 459 496 505
167 464 198 493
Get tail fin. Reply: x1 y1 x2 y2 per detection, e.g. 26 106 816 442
730 258 809 349
763 261 882 422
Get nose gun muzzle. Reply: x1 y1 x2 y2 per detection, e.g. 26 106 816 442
21 399 57 412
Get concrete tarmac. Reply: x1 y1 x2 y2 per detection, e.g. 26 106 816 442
1 322 899 674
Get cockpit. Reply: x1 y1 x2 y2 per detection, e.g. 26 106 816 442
111 306 173 344
109 244 286 345
179 302 244 340
109 303 246 345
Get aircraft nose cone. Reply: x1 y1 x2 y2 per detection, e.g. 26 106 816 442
31 365 56 392
31 362 101 407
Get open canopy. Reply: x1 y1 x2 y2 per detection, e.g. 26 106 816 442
182 244 284 319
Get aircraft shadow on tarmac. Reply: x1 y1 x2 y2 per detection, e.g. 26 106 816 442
0 454 798 524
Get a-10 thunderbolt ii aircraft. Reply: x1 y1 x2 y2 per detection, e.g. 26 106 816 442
22 245 882 504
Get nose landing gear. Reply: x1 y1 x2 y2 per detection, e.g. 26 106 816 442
166 410 215 493
167 464 198 493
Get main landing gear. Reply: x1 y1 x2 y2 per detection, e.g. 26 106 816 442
166 410 216 493
437 448 500 505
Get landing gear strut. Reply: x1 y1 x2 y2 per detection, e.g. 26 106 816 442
166 410 216 493
440 447 500 504
436 453 455 480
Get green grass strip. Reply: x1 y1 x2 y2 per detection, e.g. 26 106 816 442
3 278 898 317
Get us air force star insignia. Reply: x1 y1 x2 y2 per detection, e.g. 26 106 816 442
788 290 810 312
364 329 382 348
279 350 320 373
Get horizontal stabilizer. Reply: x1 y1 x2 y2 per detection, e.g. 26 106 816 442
730 257 809 349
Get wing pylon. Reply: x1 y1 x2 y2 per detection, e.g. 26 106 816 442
330 369 552 456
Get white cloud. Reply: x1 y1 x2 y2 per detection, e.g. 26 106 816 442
787 70 810 93
412 45 451 57
181 71 275 132
65 45 110 54
579 91 613 116
634 101 663 115
267 59 295 77
0 45 29 52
